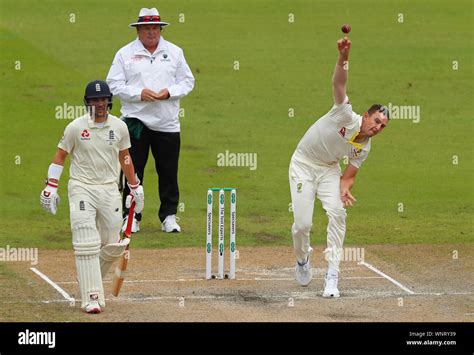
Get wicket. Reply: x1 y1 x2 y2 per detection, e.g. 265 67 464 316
206 188 236 280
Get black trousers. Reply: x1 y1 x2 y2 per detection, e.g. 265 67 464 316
123 125 180 223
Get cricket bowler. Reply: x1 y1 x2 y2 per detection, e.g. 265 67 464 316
40 80 145 313
289 37 389 297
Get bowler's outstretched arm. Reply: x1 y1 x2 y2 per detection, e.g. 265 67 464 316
332 37 351 105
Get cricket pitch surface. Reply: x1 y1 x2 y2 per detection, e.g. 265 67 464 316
1 244 472 322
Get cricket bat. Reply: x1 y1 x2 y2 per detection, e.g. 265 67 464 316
111 201 135 297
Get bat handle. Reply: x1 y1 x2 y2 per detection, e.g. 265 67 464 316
124 201 136 237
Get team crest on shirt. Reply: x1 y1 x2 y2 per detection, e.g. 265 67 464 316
297 183 303 193
80 129 90 140
351 147 362 157
161 53 171 62
107 130 116 145
338 127 346 137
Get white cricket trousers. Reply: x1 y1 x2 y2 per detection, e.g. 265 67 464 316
289 156 347 272
68 179 122 245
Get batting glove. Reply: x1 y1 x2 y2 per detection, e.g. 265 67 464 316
127 178 144 213
40 181 60 215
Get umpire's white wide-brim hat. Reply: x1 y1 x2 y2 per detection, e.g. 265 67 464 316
129 8 170 28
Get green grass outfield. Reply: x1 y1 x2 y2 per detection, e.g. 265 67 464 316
0 0 472 250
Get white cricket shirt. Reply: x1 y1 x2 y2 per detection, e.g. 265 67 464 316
293 97 371 169
58 114 131 184
106 37 195 132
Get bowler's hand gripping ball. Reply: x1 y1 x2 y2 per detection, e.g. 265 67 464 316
341 24 351 34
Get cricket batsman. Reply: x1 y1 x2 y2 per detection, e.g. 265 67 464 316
289 37 389 297
40 80 145 313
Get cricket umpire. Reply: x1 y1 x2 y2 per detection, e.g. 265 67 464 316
107 7 195 233
289 37 389 297
40 80 144 313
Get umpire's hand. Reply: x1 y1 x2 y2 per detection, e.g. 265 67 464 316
141 88 170 101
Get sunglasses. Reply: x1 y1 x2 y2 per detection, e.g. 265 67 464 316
138 15 161 22
378 106 390 119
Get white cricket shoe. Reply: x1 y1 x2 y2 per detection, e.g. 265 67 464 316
161 215 181 233
84 294 101 314
323 276 340 298
295 256 313 287
121 214 140 233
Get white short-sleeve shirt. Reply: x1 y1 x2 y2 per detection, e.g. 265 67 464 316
293 97 371 169
58 114 131 184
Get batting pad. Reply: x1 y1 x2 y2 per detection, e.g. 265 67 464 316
72 224 104 308
99 238 130 278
